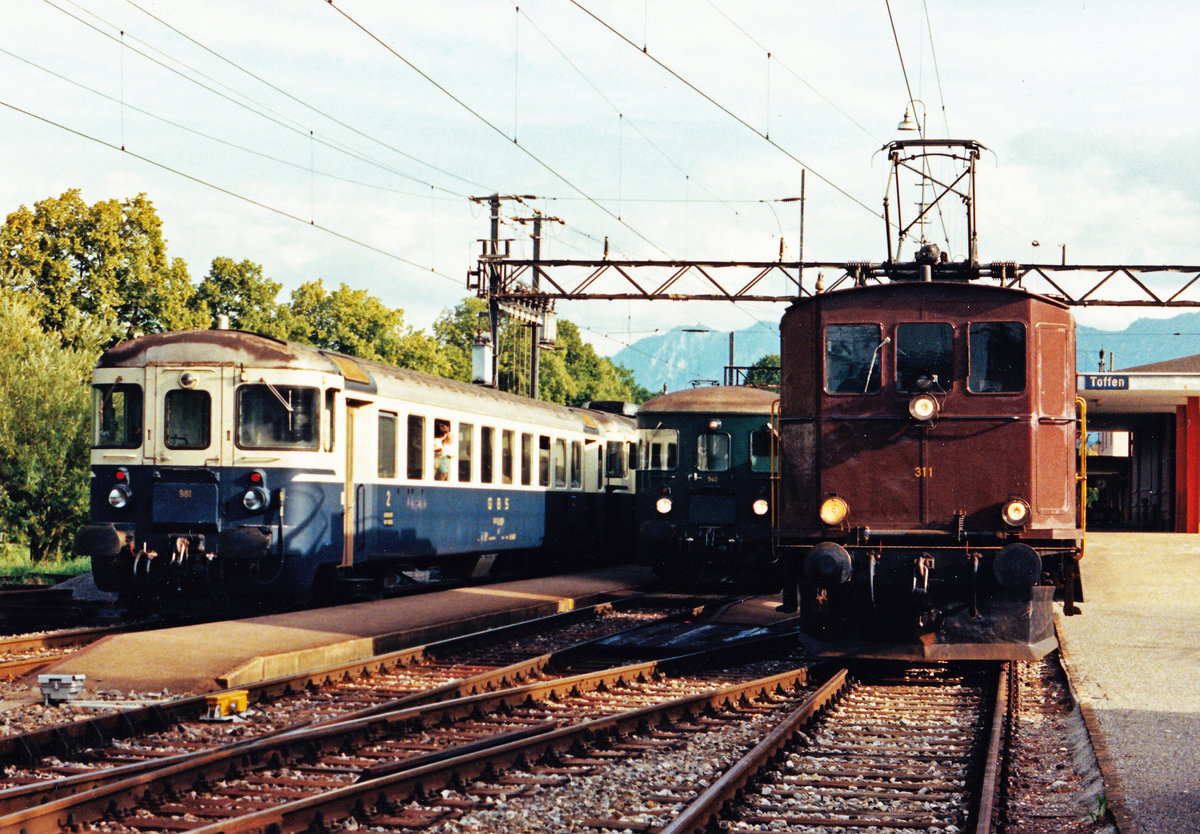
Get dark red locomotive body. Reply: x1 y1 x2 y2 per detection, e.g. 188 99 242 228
775 279 1082 660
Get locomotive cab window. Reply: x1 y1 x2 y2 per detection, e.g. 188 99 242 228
896 322 954 392
237 384 319 449
696 432 731 472
640 428 678 471
93 383 143 448
825 323 884 394
968 322 1026 393
749 426 773 473
164 389 211 450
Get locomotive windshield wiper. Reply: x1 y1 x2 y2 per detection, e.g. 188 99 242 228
864 337 891 393
260 378 296 429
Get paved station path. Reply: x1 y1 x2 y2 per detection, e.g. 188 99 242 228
42 565 653 694
1056 532 1200 834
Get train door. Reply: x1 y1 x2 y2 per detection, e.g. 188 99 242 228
342 400 373 568
144 365 230 467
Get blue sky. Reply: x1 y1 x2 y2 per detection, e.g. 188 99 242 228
4 1 1198 367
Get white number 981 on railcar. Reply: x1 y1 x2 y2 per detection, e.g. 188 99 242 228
74 329 637 609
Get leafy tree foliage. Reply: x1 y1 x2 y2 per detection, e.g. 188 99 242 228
285 279 446 375
194 257 290 337
0 190 205 345
745 352 782 388
0 288 100 561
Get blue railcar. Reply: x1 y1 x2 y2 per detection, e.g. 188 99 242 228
74 329 637 606
635 386 779 585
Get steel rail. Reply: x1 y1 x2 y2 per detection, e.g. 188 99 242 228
972 661 1011 833
659 667 849 834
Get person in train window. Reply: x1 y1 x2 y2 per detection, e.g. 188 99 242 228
434 419 454 481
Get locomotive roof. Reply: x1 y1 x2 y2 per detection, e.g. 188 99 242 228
788 279 1072 312
638 385 779 415
97 329 631 433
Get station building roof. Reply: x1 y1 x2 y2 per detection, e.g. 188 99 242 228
1079 353 1200 415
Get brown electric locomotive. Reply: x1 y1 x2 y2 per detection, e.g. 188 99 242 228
775 272 1083 660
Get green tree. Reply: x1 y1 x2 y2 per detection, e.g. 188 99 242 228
286 279 446 375
0 190 205 344
745 352 782 388
0 288 100 560
194 257 290 337
432 297 489 382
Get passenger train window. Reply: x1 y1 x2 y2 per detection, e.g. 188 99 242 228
606 441 626 478
378 412 397 478
458 423 474 482
539 436 551 487
570 441 582 489
968 322 1026 393
434 418 453 480
481 426 494 484
164 389 211 449
628 442 637 472
93 384 143 448
522 433 533 486
407 415 425 479
236 385 319 449
696 433 730 471
641 429 678 470
501 430 514 484
749 427 773 472
825 323 884 394
554 439 567 488
324 390 336 452
896 322 954 393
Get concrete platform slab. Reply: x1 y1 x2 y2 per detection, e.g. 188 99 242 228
1055 532 1200 834
40 566 653 694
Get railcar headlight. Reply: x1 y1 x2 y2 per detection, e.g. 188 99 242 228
752 498 769 516
655 496 673 515
819 496 848 526
107 485 131 509
243 487 269 512
1001 497 1031 527
908 393 938 422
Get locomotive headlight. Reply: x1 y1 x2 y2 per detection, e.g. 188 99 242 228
107 485 131 509
752 498 770 516
819 496 848 526
655 496 673 515
908 393 938 422
1001 497 1031 527
243 487 269 512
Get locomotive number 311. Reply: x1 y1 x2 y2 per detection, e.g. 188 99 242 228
914 466 934 478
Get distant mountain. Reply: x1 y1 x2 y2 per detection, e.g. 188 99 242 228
611 312 1200 394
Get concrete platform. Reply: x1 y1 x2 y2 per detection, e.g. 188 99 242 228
40 566 654 694
1055 532 1200 834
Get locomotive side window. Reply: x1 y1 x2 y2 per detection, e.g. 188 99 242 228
378 412 397 478
570 440 582 489
481 426 494 484
501 430 514 484
641 429 679 470
407 415 425 479
539 436 551 486
522 433 534 486
749 426 773 472
164 389 211 449
696 433 731 472
93 383 143 448
825 323 884 394
458 423 474 482
896 322 954 392
968 322 1026 393
236 385 319 449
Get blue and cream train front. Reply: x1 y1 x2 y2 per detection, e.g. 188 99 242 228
75 330 637 604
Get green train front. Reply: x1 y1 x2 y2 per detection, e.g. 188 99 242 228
75 330 637 605
635 386 779 584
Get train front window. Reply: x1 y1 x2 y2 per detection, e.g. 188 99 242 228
696 432 730 472
640 428 678 471
93 383 142 448
968 322 1026 393
164 389 211 450
896 322 954 393
749 426 773 472
237 384 319 449
825 323 884 394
